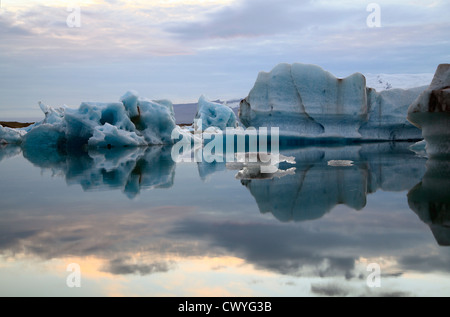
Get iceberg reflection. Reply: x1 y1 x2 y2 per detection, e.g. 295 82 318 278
22 145 175 199
408 159 450 246
12 141 428 211
0 144 21 163
238 143 427 222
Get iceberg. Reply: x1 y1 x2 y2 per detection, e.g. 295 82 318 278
0 125 27 144
239 63 425 141
194 95 237 131
408 64 450 157
3 91 192 149
226 153 296 180
360 87 427 140
88 123 147 148
409 140 427 158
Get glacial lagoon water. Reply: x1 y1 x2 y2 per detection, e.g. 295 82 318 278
0 142 449 297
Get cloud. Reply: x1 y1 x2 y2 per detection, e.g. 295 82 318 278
0 3 192 59
104 258 173 276
0 14 35 36
398 254 450 273
163 0 360 41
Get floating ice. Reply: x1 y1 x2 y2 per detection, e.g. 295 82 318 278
194 95 237 131
409 140 427 157
2 91 194 149
226 153 296 179
408 64 450 157
327 160 354 167
240 63 425 141
0 125 27 144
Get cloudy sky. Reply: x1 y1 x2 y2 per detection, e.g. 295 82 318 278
0 0 449 119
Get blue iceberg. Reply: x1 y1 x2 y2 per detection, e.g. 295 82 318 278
1 91 192 150
408 64 450 158
239 63 426 141
194 95 237 131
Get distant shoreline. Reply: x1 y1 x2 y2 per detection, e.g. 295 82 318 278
0 121 196 129
0 121 34 129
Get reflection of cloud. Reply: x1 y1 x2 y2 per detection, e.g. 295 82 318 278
398 254 450 274
0 204 194 275
311 281 413 297
366 291 412 298
311 283 349 297
172 220 357 277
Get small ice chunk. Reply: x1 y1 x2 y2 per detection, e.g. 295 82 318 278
327 160 354 167
409 140 427 157
0 125 27 144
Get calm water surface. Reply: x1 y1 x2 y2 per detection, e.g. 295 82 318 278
0 142 449 297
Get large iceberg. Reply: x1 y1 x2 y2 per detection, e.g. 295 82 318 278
408 64 450 157
239 63 426 141
1 91 195 149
